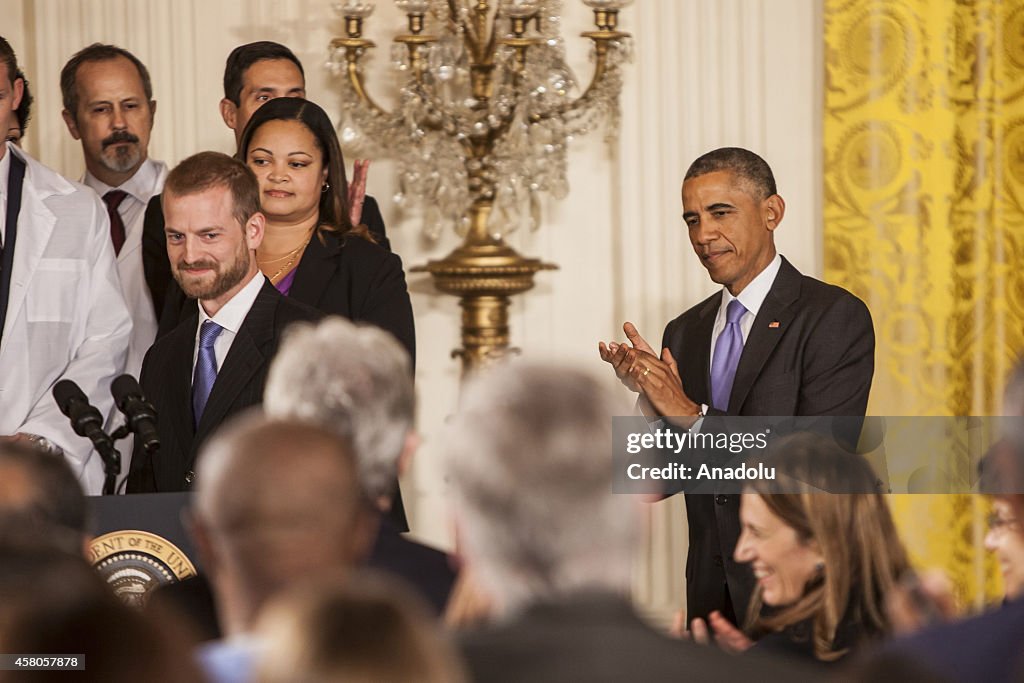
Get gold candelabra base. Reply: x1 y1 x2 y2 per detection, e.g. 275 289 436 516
413 242 557 375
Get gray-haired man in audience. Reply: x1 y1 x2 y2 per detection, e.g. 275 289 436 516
445 360 809 682
264 317 455 614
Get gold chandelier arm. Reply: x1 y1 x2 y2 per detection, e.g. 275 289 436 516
578 37 611 100
480 7 500 65
448 0 481 56
527 34 618 124
335 43 392 117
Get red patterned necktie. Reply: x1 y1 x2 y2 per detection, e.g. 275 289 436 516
103 190 128 255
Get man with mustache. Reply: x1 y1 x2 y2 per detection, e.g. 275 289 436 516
126 151 319 493
61 44 166 377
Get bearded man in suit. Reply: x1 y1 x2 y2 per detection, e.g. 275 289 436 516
599 147 874 628
126 151 317 493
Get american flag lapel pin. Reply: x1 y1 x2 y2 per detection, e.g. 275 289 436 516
768 320 780 328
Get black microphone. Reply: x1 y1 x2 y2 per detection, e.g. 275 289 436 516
52 379 116 456
110 375 160 454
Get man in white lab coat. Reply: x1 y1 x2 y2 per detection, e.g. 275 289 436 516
0 37 132 494
61 43 166 377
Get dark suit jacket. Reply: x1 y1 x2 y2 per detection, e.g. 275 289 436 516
368 516 456 616
882 598 1024 683
288 230 416 530
459 593 816 683
283 229 415 367
126 280 321 492
662 257 874 623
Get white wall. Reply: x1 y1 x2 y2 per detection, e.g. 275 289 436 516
3 0 822 621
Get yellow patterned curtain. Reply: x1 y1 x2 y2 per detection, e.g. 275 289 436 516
823 0 1024 606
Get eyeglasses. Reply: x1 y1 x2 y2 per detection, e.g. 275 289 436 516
987 513 1020 533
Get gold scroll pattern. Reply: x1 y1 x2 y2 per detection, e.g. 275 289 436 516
824 0 1024 606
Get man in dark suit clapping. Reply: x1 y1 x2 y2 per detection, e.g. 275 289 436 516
599 147 875 628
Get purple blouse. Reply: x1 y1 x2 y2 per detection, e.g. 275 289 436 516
273 267 298 296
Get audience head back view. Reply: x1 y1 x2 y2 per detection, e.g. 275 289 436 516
257 573 466 683
264 316 415 509
444 359 638 614
190 413 372 636
0 543 202 683
0 441 88 555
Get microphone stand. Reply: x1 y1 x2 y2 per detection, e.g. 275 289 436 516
102 424 159 495
99 425 128 496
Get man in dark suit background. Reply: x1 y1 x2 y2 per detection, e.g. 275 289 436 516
599 147 874 627
127 151 318 493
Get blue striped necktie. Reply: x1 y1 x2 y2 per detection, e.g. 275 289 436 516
192 320 224 427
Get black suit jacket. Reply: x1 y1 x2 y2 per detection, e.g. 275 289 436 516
283 229 415 367
662 256 874 623
884 598 1024 683
285 231 415 531
459 593 815 683
368 516 456 616
126 280 321 493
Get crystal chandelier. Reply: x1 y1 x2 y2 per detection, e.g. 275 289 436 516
329 0 633 373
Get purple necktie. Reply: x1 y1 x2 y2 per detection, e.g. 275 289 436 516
710 299 747 412
192 320 224 427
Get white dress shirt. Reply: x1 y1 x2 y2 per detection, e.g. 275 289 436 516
83 159 164 236
708 252 783 372
83 158 168 377
192 272 267 377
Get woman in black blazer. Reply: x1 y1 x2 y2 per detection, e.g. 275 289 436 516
236 97 415 530
237 97 415 366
